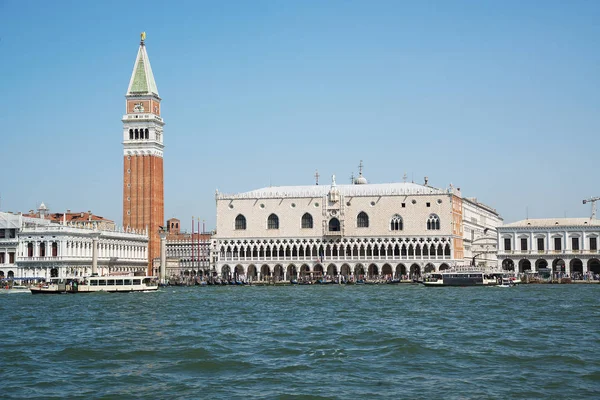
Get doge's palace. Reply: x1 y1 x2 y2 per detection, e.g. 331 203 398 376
212 169 500 281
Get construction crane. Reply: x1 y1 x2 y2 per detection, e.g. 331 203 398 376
583 196 600 219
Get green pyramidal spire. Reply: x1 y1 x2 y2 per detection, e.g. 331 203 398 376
126 34 159 97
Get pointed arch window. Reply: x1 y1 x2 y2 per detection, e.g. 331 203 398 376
235 214 246 230
267 214 279 230
390 214 403 231
427 214 440 230
329 218 341 232
301 213 313 229
357 212 369 228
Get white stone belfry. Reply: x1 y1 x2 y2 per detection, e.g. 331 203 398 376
122 33 165 159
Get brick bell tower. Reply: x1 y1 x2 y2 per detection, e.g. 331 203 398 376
122 32 164 275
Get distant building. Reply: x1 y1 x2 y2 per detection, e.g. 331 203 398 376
212 168 501 281
0 212 29 275
462 197 503 268
22 202 116 230
0 206 148 280
151 217 212 279
497 218 600 276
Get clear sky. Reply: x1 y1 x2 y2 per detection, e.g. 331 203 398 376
1 0 598 231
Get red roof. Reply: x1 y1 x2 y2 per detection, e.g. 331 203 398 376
21 211 114 224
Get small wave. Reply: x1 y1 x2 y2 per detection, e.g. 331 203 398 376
56 347 111 360
163 358 255 374
582 370 600 381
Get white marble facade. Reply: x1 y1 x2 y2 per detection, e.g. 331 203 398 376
462 197 503 268
212 175 497 281
0 212 148 280
497 218 600 276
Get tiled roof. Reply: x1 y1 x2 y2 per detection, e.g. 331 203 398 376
21 212 114 224
502 218 600 228
220 182 450 199
127 43 159 97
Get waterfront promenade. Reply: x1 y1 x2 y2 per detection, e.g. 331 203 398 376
167 273 600 286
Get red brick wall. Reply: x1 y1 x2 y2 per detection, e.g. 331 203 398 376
123 154 164 275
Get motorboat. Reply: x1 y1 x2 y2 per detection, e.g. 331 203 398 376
29 278 69 294
1 277 42 294
1 285 31 294
497 277 515 288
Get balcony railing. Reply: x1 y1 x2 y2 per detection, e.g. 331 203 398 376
498 249 599 256
217 254 453 263
17 255 147 262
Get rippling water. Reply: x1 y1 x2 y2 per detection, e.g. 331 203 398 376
1 284 599 399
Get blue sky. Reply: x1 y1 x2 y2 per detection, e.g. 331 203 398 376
1 0 598 230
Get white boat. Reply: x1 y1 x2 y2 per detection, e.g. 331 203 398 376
497 277 515 288
76 276 158 293
422 270 499 287
29 279 67 294
0 285 31 294
30 276 159 294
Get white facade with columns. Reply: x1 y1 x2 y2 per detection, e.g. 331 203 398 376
0 212 31 277
212 173 498 281
497 218 600 276
0 211 148 280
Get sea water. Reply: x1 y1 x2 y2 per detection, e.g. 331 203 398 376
1 284 598 399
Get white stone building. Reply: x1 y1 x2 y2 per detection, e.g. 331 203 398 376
0 212 34 278
497 218 600 276
462 197 503 268
149 217 212 279
164 238 211 277
212 172 499 282
0 211 149 280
